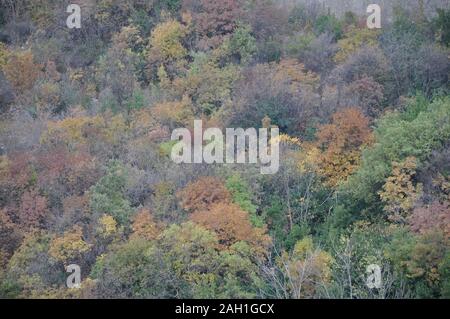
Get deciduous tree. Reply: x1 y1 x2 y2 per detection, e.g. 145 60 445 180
315 108 373 186
190 202 270 255
177 176 232 213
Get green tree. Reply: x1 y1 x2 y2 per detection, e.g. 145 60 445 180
228 24 257 64
433 8 450 47
345 96 450 214
386 227 449 298
225 174 260 226
314 14 343 40
90 161 134 226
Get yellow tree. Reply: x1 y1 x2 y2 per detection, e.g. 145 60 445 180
190 202 271 256
334 27 379 63
131 208 162 241
96 214 118 239
147 18 189 79
49 225 91 264
150 19 188 61
270 237 333 298
3 50 41 93
379 157 423 223
273 59 319 94
0 43 8 69
152 95 194 127
315 108 373 187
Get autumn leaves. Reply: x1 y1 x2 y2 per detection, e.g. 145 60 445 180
177 176 271 255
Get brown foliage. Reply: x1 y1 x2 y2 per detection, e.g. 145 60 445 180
3 51 41 93
35 146 99 195
243 0 287 40
190 0 242 49
317 108 372 154
0 209 23 268
131 208 162 241
409 201 450 238
62 194 90 226
6 152 34 190
346 76 384 118
190 202 271 254
177 176 232 212
315 107 373 186
18 188 48 231
152 95 194 128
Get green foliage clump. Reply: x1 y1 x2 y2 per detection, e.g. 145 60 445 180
225 174 262 227
314 14 343 40
90 161 134 226
228 24 257 64
345 96 450 212
92 222 263 298
433 8 450 47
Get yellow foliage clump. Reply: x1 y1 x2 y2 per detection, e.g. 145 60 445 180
103 113 128 144
131 208 161 241
277 237 333 298
274 59 319 93
42 115 105 146
0 155 10 181
275 59 319 88
157 64 171 91
0 43 8 70
149 19 188 62
318 150 363 187
297 142 321 173
275 133 302 147
3 50 42 93
112 25 144 52
36 82 60 114
97 214 118 238
42 113 128 148
334 28 380 63
49 225 91 263
432 174 450 202
315 108 373 187
171 57 238 115
130 108 159 135
379 157 423 223
152 95 194 127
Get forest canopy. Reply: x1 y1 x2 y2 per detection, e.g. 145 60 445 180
0 0 449 299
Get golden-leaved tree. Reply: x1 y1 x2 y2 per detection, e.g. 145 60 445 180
131 208 162 241
3 50 41 94
177 176 232 213
190 202 271 256
49 225 91 264
147 18 189 79
379 157 423 223
313 108 373 187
